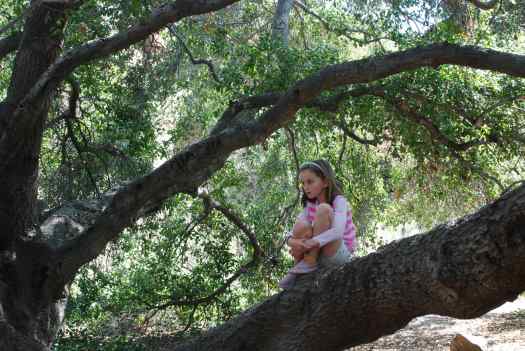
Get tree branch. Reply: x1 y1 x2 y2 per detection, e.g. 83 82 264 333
336 117 381 146
0 32 21 60
12 0 241 116
198 191 264 258
168 26 221 83
371 89 490 152
61 78 102 196
293 0 392 46
150 191 265 311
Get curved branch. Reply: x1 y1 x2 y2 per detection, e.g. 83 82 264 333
168 26 221 83
371 89 488 152
293 0 391 46
336 118 380 146
150 192 265 311
198 191 264 258
14 0 240 114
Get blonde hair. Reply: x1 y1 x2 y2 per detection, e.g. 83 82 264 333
298 159 344 207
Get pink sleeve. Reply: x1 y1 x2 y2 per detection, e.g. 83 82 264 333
313 196 347 247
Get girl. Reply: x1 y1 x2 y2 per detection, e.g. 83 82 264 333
279 159 357 290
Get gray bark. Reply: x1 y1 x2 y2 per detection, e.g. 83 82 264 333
272 0 294 46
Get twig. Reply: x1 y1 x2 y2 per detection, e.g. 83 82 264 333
293 0 392 45
168 26 221 84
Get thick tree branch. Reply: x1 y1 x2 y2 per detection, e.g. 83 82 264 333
172 183 525 351
0 32 21 60
0 2 70 251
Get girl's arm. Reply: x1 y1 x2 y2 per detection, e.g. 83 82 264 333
309 196 348 248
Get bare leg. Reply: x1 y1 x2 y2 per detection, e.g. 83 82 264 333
291 221 313 264
309 203 334 262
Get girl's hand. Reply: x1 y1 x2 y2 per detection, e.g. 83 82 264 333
303 239 320 251
288 238 306 257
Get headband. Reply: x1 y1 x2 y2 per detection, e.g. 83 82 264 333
300 161 325 174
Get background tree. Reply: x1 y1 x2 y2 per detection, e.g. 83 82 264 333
0 1 524 350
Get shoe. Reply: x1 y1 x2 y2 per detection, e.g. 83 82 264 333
289 259 317 274
279 272 296 290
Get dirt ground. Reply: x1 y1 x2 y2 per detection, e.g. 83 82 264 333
349 297 525 351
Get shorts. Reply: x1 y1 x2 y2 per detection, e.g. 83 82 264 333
319 241 352 268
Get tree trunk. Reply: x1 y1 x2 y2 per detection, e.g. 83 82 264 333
0 3 69 349
0 294 68 351
272 0 294 46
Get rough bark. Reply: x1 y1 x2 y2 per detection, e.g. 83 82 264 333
0 3 70 347
173 184 525 351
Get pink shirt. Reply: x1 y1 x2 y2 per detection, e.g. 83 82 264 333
291 195 357 252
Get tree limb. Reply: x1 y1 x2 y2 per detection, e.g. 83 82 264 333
0 32 21 60
198 191 264 258
11 0 241 116
293 0 392 46
336 117 381 146
371 89 490 152
149 191 265 311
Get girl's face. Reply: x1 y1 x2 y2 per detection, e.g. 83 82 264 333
299 169 328 202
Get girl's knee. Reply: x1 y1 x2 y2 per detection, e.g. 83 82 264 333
293 221 313 238
315 203 333 220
